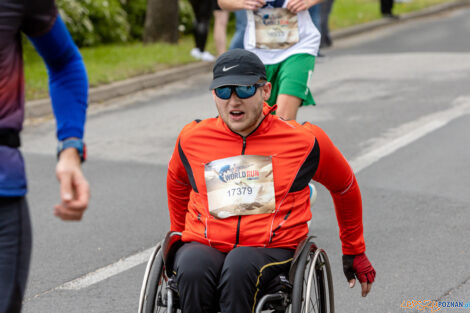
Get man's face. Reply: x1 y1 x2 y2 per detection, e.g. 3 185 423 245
213 83 272 137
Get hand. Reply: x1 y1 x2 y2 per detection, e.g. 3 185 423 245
342 253 376 297
286 0 310 13
242 0 266 10
55 147 90 221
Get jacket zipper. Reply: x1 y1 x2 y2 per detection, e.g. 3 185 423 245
198 213 207 238
269 210 292 243
231 112 270 248
234 216 242 248
234 137 246 248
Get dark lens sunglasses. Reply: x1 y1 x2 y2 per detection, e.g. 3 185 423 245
214 83 266 100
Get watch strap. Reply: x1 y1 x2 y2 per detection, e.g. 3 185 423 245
57 139 86 162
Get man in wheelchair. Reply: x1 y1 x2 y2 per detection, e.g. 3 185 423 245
165 49 376 313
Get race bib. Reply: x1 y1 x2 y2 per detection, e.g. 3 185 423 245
205 155 276 219
254 8 299 49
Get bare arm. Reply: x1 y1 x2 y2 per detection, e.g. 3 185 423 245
286 0 324 13
218 0 266 11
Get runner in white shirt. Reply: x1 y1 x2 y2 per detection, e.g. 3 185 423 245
218 0 322 120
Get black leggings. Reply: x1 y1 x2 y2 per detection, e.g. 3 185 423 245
189 0 213 51
0 197 31 313
380 0 394 14
173 242 294 313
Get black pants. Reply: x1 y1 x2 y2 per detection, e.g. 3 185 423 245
173 242 294 313
189 0 213 51
380 0 394 14
0 197 31 313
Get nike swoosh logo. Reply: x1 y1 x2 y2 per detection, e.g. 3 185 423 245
222 65 239 72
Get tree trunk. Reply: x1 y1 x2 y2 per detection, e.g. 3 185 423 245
143 0 179 43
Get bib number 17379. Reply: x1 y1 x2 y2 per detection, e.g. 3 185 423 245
227 186 253 197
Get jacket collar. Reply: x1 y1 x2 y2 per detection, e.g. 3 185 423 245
263 102 277 115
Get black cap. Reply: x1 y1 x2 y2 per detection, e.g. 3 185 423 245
209 49 267 90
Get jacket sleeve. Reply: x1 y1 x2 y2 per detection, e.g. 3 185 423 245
28 15 88 140
167 134 192 232
310 125 366 255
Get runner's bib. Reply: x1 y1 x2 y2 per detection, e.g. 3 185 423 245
253 8 299 49
204 155 276 219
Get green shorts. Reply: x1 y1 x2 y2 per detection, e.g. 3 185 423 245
265 53 316 107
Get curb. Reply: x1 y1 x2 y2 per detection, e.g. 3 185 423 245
25 0 470 119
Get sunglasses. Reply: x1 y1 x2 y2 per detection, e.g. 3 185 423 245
214 83 265 100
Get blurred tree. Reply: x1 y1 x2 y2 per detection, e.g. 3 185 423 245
144 0 179 43
122 0 147 40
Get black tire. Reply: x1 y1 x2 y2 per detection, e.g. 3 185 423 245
290 242 334 313
138 243 172 313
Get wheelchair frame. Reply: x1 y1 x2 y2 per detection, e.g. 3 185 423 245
138 234 334 313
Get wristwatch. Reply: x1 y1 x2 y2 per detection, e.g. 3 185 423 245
57 138 86 163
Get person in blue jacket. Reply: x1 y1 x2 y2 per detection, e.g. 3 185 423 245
0 1 90 311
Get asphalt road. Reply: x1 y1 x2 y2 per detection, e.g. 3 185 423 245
21 6 470 313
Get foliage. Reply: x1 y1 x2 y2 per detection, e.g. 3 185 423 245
56 0 130 46
122 0 147 40
56 0 97 46
85 0 130 44
56 0 220 45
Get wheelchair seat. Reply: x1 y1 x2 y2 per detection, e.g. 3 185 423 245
138 231 335 313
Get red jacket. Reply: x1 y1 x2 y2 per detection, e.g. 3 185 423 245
167 104 365 254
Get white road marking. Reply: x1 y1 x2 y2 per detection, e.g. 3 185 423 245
56 247 154 291
350 97 470 173
42 97 470 293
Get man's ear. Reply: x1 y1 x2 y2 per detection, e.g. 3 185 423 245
262 82 272 101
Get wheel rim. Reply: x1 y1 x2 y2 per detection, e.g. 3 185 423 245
302 249 334 313
303 250 323 313
138 244 161 313
153 271 169 313
288 241 335 313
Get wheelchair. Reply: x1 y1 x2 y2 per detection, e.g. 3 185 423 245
137 231 334 313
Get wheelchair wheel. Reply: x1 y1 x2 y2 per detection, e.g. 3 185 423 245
290 242 334 313
138 243 175 313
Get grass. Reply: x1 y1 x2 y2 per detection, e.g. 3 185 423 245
329 0 454 29
23 35 208 100
24 0 456 100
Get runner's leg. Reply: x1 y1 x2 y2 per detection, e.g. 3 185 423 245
189 0 212 52
266 54 316 121
229 10 246 50
276 94 302 120
173 242 225 313
0 197 32 313
213 10 229 55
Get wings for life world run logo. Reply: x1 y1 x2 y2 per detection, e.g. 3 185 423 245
218 164 260 183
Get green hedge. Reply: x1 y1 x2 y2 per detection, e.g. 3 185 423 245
56 0 196 46
57 0 130 46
